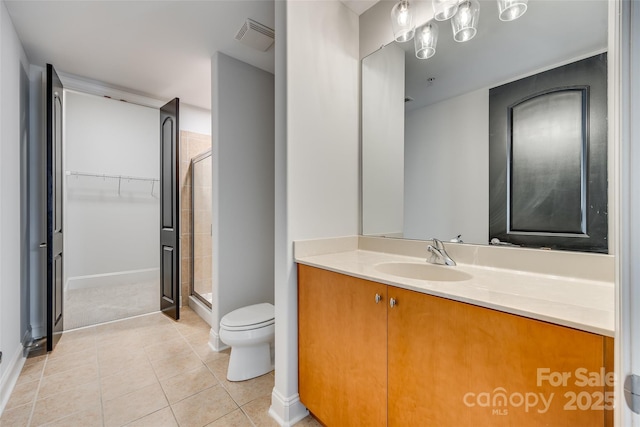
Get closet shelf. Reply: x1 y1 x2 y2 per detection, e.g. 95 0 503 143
65 171 159 182
65 171 160 196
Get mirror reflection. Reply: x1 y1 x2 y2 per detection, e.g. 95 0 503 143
361 0 608 246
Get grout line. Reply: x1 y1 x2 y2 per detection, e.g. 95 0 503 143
95 332 105 427
25 353 48 427
239 404 258 427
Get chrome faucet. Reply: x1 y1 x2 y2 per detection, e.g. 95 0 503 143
427 238 456 266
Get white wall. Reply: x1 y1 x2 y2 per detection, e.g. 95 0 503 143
180 103 211 136
210 52 274 346
271 1 359 425
404 89 489 244
0 0 29 414
64 91 159 279
362 43 404 236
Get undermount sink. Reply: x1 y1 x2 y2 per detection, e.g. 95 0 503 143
374 262 473 282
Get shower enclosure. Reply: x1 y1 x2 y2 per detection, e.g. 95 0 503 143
191 151 213 307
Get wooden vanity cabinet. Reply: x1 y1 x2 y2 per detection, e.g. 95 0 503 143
298 265 613 427
388 286 613 427
298 265 388 426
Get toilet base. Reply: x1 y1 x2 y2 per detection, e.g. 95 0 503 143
227 342 273 381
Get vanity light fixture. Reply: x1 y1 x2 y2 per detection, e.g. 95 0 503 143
414 21 439 59
398 0 528 59
433 0 459 21
390 0 415 42
497 0 528 21
451 0 480 42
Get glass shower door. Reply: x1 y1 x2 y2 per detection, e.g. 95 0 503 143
191 151 212 307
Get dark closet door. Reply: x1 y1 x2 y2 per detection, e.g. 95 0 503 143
45 64 64 351
160 98 180 320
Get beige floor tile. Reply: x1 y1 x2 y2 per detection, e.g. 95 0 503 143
242 395 280 427
160 365 218 404
144 336 192 362
296 415 324 426
103 313 169 333
44 346 98 377
99 349 150 377
103 382 168 427
59 326 97 343
38 361 99 398
171 385 238 427
5 379 39 410
222 372 274 407
97 329 143 351
41 403 102 427
0 402 33 427
101 359 158 401
16 359 45 385
205 408 253 427
204 350 231 380
183 330 217 360
2 307 226 427
24 355 47 366
150 350 203 380
49 334 96 359
182 328 210 344
137 324 183 347
30 381 101 426
95 320 142 337
173 314 210 337
98 336 147 359
125 407 178 427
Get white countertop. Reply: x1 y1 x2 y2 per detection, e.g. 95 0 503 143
295 249 615 337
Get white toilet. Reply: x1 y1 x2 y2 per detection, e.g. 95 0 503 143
219 302 275 381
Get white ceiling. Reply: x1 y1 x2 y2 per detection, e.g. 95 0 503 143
4 0 276 110
398 0 608 112
341 0 379 15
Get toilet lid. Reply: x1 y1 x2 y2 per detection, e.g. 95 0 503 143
221 303 274 328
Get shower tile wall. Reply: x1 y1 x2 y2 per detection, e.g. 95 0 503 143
193 159 213 303
180 131 212 306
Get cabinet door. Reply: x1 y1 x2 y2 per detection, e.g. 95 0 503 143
298 265 387 426
387 286 472 426
388 286 613 426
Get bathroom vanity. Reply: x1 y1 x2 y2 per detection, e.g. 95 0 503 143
296 237 614 427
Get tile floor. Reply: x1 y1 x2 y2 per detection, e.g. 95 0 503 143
0 308 321 427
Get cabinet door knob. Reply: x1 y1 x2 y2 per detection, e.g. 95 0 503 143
390 298 397 308
375 293 382 304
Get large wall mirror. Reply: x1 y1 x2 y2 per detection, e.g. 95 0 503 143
361 0 608 250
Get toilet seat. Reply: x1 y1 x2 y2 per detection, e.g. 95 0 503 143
220 303 274 331
221 318 274 331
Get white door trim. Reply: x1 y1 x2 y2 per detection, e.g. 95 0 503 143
615 0 640 424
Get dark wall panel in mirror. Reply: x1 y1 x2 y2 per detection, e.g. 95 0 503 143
489 54 607 253
510 89 587 234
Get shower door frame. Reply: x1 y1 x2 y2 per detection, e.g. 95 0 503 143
190 150 213 309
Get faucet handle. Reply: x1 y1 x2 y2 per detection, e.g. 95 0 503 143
431 238 444 250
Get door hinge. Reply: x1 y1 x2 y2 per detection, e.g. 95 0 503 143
624 374 640 414
0 351 3 364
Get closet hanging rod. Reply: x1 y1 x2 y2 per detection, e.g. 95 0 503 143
65 170 159 183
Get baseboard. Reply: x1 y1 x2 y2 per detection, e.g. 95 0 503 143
188 296 212 327
208 328 229 352
0 346 26 417
269 388 309 426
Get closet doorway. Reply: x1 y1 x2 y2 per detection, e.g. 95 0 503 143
63 90 161 329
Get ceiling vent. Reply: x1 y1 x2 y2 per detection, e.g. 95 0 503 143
235 19 275 52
